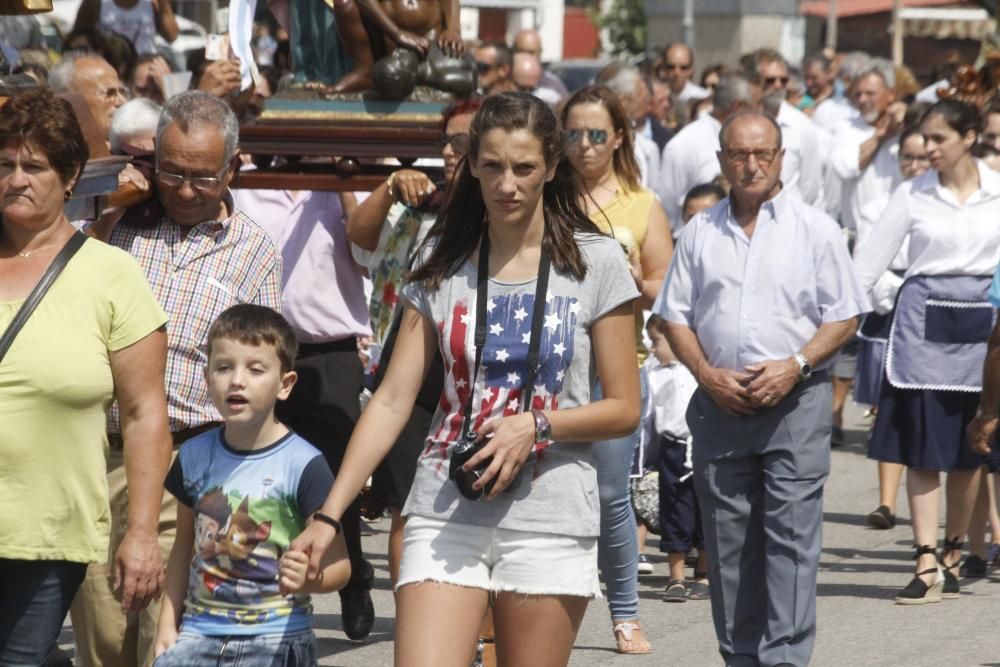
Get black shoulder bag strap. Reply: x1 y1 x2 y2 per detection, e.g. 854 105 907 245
0 231 88 364
459 233 552 439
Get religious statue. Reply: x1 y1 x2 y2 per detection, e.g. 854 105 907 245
289 0 474 100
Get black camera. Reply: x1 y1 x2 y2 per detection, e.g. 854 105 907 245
449 432 494 501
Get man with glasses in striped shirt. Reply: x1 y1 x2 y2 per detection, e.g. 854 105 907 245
70 90 282 667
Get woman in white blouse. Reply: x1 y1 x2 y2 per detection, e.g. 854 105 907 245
854 99 1000 605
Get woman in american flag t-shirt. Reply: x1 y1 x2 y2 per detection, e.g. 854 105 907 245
291 93 641 665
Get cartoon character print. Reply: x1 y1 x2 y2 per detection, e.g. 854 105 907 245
193 494 279 605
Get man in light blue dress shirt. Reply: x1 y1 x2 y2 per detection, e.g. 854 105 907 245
656 112 869 667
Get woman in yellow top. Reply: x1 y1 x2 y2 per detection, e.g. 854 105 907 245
561 85 672 654
0 89 171 664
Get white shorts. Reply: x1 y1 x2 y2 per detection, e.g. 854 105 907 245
396 515 602 599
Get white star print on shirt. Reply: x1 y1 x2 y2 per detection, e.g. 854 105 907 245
507 371 520 385
486 298 496 312
490 322 504 336
522 333 531 344
514 307 528 322
460 312 472 325
456 378 467 389
496 349 510 362
553 342 566 356
507 398 519 412
544 313 562 332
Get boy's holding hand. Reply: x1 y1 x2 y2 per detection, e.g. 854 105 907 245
154 305 350 665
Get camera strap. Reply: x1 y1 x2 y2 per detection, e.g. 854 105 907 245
460 231 551 439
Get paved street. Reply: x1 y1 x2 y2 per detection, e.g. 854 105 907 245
59 401 1000 665
306 401 1000 666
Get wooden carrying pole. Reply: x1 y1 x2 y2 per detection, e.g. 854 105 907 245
826 0 838 50
892 0 904 66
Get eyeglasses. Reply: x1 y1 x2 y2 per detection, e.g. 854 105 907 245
476 61 496 73
565 128 609 145
438 132 470 154
98 85 129 101
722 148 780 166
763 76 790 87
156 163 230 191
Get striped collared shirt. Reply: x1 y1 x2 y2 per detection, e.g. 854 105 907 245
107 194 282 431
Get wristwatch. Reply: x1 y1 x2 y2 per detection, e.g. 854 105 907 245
531 409 552 442
793 352 813 381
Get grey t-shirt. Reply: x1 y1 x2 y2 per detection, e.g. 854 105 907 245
400 233 639 537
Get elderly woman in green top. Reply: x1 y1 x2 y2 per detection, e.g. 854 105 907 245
0 89 171 664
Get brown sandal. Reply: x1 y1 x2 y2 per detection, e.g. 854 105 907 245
612 621 653 655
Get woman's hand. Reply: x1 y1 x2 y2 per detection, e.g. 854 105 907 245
287 521 338 582
390 170 436 208
627 245 643 292
967 412 998 456
114 528 165 614
463 412 537 500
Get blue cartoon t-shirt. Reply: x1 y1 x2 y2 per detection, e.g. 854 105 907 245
164 428 333 636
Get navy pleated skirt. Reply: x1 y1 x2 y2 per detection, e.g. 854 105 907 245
868 377 1000 472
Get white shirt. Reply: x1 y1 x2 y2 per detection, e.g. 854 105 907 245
855 193 909 314
658 113 722 231
812 96 859 219
657 189 870 371
645 358 697 440
916 79 949 104
634 132 660 192
811 95 858 133
777 101 823 208
854 161 1000 296
677 80 710 102
830 117 900 231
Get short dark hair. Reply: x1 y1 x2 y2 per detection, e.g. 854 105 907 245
206 305 298 374
482 41 511 67
0 88 88 187
921 98 980 138
646 313 667 334
684 182 726 209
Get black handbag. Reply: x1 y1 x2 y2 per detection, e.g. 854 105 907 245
0 231 87 363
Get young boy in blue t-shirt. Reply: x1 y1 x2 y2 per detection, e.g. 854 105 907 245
154 305 350 665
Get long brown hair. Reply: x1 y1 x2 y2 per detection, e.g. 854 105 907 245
560 85 642 192
409 92 604 290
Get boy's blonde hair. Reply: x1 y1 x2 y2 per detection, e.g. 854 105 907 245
207 305 298 373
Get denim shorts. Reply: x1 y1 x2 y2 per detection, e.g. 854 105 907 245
397 514 602 598
154 629 317 667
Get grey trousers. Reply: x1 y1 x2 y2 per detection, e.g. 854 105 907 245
687 375 832 667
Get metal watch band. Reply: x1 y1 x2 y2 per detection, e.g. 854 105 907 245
531 409 552 442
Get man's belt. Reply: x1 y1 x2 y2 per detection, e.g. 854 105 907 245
107 422 222 450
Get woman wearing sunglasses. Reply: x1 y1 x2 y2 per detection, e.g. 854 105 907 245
561 85 673 655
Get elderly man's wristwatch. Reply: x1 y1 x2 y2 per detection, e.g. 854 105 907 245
793 352 813 380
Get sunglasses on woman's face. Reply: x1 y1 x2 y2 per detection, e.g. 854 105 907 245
565 128 609 145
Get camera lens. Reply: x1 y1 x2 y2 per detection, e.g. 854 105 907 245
455 467 487 501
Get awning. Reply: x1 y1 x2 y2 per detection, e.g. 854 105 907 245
901 7 996 39
800 0 975 19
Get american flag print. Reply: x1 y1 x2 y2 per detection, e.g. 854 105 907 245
426 292 581 465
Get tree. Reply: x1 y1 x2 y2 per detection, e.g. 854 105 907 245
594 0 646 57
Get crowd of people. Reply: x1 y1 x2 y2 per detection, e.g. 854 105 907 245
3 6 1000 667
